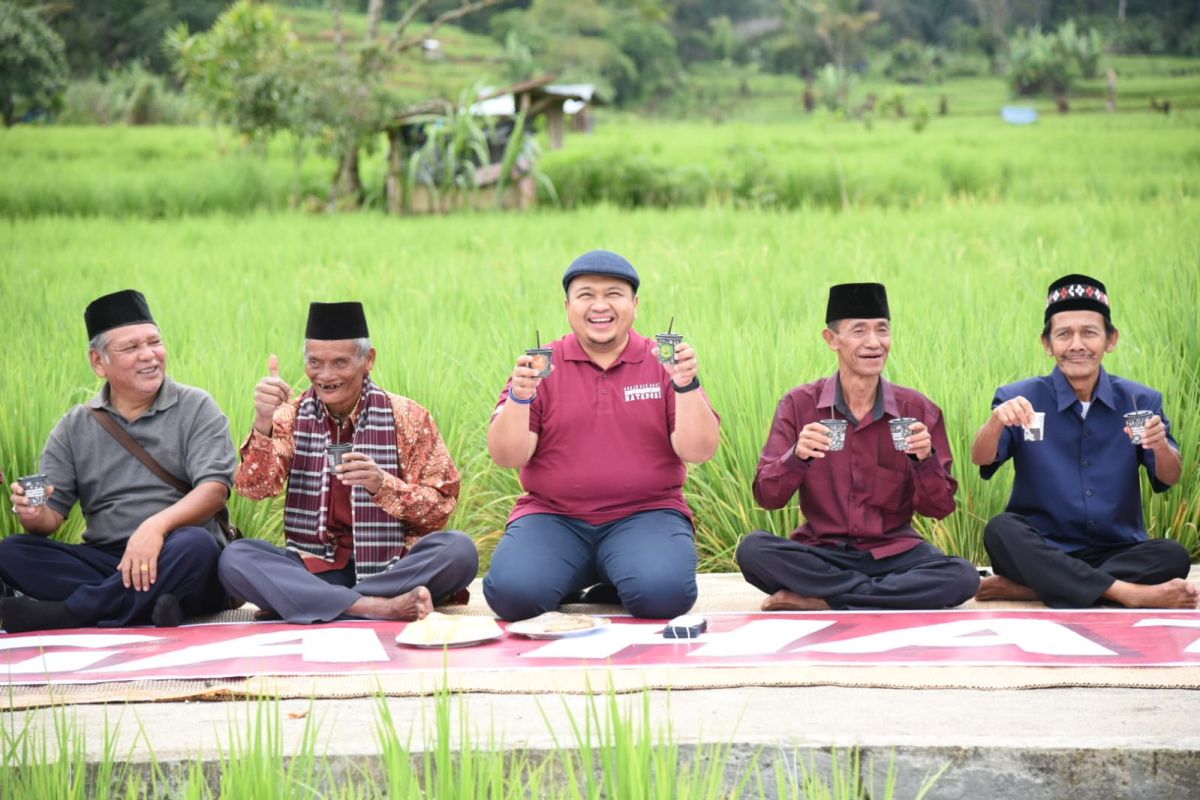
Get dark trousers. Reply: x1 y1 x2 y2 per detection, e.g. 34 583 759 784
736 530 979 610
983 512 1191 608
0 527 226 626
217 531 478 624
483 510 698 621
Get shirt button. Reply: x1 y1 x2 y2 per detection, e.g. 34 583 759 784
1083 429 1091 438
1081 460 1089 468
1087 520 1096 529
853 460 861 467
1085 489 1094 497
601 389 608 394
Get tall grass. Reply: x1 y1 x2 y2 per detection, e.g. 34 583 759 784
1 203 1196 567
1 687 947 798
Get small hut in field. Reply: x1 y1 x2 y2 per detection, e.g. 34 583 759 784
382 76 604 215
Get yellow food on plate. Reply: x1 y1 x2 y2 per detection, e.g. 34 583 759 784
401 613 501 644
518 612 598 634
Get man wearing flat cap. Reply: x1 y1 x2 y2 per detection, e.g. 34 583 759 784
972 274 1195 608
737 283 978 610
483 250 721 620
1 290 235 632
218 302 476 623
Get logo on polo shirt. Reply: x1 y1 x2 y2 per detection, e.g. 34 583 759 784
624 382 662 402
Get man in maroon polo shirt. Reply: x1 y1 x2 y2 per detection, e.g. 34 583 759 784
483 250 721 621
736 283 978 611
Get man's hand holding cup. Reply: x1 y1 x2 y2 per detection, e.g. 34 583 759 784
666 342 699 389
254 354 293 437
508 352 550 404
9 479 54 524
795 422 836 460
334 452 387 495
991 396 1036 429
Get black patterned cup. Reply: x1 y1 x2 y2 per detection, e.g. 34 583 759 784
326 444 353 469
526 347 553 378
1124 410 1152 445
655 333 683 364
819 419 848 452
889 417 919 452
18 474 48 507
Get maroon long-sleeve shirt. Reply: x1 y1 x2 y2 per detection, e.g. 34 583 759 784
753 374 957 559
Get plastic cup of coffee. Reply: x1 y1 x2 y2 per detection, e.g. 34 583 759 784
1023 411 1046 442
820 419 848 452
326 444 353 469
17 474 48 507
888 417 919 452
654 333 684 365
526 347 553 378
1124 410 1153 445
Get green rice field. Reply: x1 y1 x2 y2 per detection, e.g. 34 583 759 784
2 192 1197 567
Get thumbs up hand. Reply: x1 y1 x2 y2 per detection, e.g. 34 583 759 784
253 353 293 437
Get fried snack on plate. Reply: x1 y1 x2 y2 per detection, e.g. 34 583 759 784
398 612 502 646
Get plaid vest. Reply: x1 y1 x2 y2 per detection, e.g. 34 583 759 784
283 380 406 579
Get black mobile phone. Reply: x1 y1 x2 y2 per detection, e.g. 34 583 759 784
663 614 708 639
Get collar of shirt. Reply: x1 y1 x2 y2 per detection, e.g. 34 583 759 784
562 330 649 367
314 383 369 433
87 375 180 418
818 373 896 427
1051 365 1115 413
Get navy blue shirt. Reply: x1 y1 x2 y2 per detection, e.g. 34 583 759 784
980 367 1175 553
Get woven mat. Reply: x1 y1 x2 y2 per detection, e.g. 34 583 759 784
5 571 1199 710
9 664 1200 710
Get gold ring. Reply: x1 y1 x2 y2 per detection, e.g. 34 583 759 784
139 564 150 572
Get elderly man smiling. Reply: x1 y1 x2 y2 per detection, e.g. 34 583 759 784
972 274 1195 609
737 282 978 611
217 302 477 623
483 250 721 621
1 289 234 632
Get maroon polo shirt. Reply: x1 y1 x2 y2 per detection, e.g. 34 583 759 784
753 374 958 559
496 330 714 525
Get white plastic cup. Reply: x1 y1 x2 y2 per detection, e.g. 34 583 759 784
1023 411 1046 442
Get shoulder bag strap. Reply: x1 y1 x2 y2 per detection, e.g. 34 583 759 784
88 407 191 493
87 407 237 539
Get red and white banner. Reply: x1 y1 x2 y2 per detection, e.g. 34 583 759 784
3 609 1200 685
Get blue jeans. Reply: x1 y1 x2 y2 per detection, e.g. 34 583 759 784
483 509 698 621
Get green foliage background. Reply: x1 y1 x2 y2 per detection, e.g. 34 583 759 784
2 190 1197 568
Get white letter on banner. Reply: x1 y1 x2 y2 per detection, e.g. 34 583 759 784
799 619 1116 657
96 629 388 673
689 620 834 657
0 634 160 675
1133 619 1200 654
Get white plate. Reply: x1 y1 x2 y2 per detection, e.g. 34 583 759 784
507 616 611 640
394 630 503 649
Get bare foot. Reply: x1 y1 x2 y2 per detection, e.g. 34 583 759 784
348 586 434 620
1104 578 1199 609
975 575 1039 602
761 590 831 611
